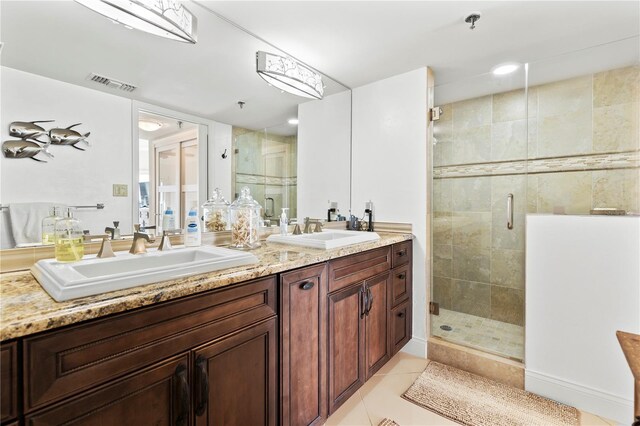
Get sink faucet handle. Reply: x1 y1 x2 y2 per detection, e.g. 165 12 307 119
97 236 115 258
158 230 174 251
105 227 115 239
314 222 323 233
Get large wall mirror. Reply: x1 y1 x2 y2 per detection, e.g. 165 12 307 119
0 1 352 249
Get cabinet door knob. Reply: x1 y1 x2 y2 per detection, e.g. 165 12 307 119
397 249 407 257
397 273 406 280
195 356 209 417
398 312 405 318
299 281 315 290
174 363 189 426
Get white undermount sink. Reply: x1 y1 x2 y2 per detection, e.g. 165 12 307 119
267 229 380 250
31 246 259 302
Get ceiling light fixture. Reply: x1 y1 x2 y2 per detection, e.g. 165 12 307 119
138 120 163 132
288 118 299 125
256 51 324 100
492 62 521 76
75 0 197 44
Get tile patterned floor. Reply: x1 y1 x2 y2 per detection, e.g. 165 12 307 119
431 309 524 361
324 352 617 426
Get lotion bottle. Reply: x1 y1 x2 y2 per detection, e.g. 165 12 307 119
184 208 201 247
162 207 176 231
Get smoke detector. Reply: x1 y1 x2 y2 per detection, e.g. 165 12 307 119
87 72 137 92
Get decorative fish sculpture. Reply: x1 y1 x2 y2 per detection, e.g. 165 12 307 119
9 120 54 139
49 123 91 151
2 139 54 162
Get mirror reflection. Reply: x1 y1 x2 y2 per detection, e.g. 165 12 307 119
0 1 350 249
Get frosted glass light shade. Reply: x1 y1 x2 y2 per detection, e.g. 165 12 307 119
76 0 197 44
256 51 324 100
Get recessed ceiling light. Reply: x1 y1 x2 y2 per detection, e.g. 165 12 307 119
288 118 299 125
139 120 163 132
492 63 520 76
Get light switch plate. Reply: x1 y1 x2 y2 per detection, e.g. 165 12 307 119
113 184 128 197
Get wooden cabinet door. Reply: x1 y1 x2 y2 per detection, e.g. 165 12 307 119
365 272 391 379
281 264 327 426
328 283 365 415
26 353 190 426
194 318 277 426
1 342 18 424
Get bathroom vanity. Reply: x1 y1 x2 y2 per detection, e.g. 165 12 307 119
0 233 413 426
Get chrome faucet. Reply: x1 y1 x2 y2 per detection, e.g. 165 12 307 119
129 232 151 254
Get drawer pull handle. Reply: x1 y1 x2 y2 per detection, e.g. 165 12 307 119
397 249 407 257
175 364 189 426
300 281 315 290
195 356 209 417
398 312 405 318
360 288 368 319
366 288 374 316
397 273 406 280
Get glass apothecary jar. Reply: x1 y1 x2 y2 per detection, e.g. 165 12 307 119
202 188 230 232
230 186 262 249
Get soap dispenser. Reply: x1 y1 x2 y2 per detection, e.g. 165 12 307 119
279 208 289 235
54 208 84 262
184 209 201 247
42 206 61 245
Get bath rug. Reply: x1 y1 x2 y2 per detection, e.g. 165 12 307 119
402 362 579 426
378 419 400 426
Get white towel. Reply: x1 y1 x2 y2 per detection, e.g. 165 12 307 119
8 202 60 247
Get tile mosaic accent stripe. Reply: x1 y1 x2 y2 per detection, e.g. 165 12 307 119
434 151 639 179
235 173 297 185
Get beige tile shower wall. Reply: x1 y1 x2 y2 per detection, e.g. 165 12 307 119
432 65 640 326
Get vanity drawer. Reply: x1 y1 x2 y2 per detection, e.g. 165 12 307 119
328 246 391 293
390 299 412 356
24 276 277 412
391 241 412 269
390 264 412 307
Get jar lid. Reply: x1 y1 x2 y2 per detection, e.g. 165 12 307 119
230 186 262 209
202 187 230 209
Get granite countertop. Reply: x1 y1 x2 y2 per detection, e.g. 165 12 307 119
0 232 412 341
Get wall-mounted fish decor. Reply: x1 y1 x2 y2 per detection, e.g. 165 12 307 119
2 139 53 162
9 120 54 139
49 123 91 151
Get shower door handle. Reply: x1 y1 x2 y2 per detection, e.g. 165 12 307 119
507 193 514 230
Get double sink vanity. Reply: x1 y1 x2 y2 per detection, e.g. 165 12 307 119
0 230 413 426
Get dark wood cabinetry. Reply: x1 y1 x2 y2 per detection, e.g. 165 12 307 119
1 239 413 426
26 353 190 426
280 264 328 426
1 341 17 424
327 242 412 415
194 318 277 426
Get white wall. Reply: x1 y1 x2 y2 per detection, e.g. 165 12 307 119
526 215 640 424
352 68 429 355
210 122 233 200
297 91 352 220
1 67 132 248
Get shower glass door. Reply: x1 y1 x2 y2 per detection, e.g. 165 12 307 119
431 67 528 361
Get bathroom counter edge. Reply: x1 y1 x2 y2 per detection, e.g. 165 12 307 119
0 232 412 341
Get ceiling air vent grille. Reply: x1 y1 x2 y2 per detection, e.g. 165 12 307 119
87 73 137 92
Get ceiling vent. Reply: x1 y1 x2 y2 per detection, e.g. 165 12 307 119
87 73 137 92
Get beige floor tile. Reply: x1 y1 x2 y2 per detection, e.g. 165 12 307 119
374 352 430 376
579 411 612 426
324 391 372 426
359 373 457 426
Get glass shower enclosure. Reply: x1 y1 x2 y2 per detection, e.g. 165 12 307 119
430 66 528 361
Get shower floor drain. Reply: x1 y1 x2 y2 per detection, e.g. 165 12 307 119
440 325 453 331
